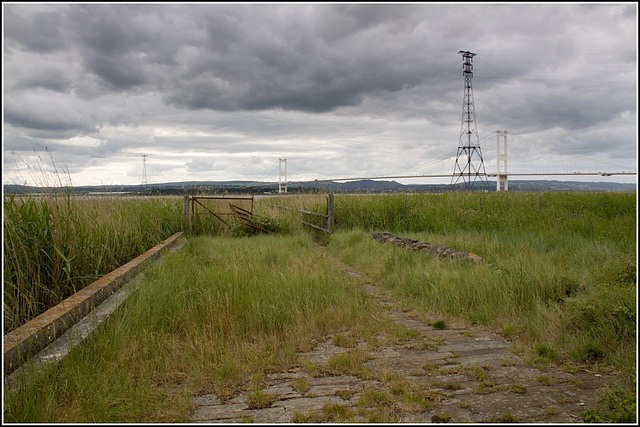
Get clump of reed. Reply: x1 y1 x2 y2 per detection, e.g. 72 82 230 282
3 193 184 332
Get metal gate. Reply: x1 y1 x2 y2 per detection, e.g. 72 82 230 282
184 194 271 234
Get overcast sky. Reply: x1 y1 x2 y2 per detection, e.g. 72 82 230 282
2 3 637 187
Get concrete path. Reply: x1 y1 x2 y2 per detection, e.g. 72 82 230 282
190 247 619 423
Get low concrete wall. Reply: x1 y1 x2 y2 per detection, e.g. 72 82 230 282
3 232 185 375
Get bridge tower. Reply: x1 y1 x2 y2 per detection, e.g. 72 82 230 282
141 154 148 188
278 158 287 193
496 130 508 191
451 50 489 191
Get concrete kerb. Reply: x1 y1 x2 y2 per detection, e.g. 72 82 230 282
3 232 186 376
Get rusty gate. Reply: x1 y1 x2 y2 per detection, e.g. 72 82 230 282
184 194 272 234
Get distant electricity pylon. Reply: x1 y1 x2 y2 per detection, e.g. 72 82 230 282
142 154 148 188
278 158 287 193
451 50 489 190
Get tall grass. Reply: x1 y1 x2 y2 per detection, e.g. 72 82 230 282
323 191 636 375
3 194 184 332
4 234 373 422
6 190 634 335
256 194 328 234
331 192 636 245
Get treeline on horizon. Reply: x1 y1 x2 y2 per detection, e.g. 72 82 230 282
3 179 637 195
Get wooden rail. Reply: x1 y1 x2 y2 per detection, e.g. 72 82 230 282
301 221 329 232
299 209 327 218
266 194 334 233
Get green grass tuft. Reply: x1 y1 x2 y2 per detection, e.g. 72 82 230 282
432 320 447 330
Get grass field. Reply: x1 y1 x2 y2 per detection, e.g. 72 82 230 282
3 190 636 422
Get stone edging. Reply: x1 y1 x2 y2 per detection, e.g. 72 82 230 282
371 232 483 262
3 232 185 375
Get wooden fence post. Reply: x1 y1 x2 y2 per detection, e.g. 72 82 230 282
404 197 407 222
327 194 335 233
191 196 195 232
183 196 189 222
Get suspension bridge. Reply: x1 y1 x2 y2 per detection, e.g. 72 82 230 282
240 128 636 192
242 49 636 192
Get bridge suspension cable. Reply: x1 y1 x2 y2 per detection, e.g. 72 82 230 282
254 160 279 182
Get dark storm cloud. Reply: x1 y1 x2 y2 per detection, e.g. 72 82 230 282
5 4 635 119
163 4 442 113
64 5 181 90
85 54 148 89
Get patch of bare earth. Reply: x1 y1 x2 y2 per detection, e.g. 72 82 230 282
190 247 620 423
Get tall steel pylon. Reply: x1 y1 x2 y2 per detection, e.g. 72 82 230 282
451 50 489 190
142 154 148 188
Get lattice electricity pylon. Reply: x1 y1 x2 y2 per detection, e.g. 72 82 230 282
142 154 148 188
451 50 489 191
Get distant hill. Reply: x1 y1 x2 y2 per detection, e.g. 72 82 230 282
3 179 635 195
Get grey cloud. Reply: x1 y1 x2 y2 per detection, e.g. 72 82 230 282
60 5 188 92
4 5 69 52
3 135 52 153
85 54 148 89
186 157 218 172
153 136 271 153
161 5 453 112
8 65 74 93
5 92 100 133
